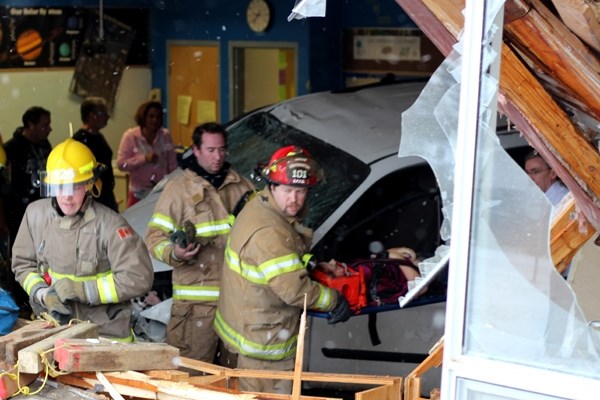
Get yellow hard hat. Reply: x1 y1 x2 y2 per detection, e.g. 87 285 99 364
45 138 96 185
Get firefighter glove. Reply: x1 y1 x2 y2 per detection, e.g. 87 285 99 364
54 279 88 304
327 295 352 325
37 287 72 318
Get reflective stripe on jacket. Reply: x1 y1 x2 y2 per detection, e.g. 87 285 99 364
145 168 255 305
216 188 338 361
12 198 154 339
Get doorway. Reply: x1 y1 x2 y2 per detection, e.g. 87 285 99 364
229 42 297 119
167 41 220 147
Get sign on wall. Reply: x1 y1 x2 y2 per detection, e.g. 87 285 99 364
343 28 443 76
0 6 149 69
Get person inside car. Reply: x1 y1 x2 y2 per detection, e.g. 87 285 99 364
215 145 352 394
145 122 255 364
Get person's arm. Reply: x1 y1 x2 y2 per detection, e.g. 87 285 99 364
249 227 338 313
144 178 189 268
116 129 147 172
80 217 154 306
11 208 46 302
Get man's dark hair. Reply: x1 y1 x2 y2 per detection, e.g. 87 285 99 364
524 148 548 165
22 106 50 127
80 97 107 122
134 100 163 127
192 122 227 148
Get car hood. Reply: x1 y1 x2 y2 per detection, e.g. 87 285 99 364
267 82 427 165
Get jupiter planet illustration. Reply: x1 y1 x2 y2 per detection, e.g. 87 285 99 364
16 29 43 61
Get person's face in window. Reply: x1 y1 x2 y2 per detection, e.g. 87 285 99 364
193 132 226 174
271 184 308 217
525 156 556 192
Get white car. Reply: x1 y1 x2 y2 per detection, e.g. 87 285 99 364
123 80 527 395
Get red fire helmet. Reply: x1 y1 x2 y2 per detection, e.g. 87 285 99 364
262 145 322 187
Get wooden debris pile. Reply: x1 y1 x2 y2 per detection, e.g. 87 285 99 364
0 319 404 400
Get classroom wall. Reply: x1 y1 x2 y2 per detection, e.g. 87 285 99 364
0 0 416 155
0 67 152 153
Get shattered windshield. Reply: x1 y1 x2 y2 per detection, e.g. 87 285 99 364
226 111 370 229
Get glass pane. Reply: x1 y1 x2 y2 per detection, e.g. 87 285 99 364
462 1 600 380
456 378 566 400
400 0 600 383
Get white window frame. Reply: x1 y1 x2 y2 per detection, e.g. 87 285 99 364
442 0 600 398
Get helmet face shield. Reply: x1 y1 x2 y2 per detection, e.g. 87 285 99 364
40 170 92 197
42 138 99 198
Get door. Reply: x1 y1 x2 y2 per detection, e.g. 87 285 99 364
230 42 297 119
167 42 219 147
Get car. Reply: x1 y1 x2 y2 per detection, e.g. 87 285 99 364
123 79 528 395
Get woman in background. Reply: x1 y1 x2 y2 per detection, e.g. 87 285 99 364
117 100 177 207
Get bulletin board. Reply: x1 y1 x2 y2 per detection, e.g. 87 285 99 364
342 28 443 76
0 6 149 69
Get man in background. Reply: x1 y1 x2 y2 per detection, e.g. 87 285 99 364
4 106 52 314
524 149 569 207
145 122 255 364
73 97 119 212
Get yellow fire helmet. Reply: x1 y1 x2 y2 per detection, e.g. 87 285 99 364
41 138 102 197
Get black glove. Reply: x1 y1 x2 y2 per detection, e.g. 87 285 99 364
327 295 352 325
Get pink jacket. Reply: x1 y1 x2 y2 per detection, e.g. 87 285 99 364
117 126 178 200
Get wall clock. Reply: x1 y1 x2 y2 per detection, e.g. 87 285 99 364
246 0 271 33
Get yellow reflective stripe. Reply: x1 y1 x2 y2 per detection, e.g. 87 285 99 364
173 285 220 301
194 219 231 237
225 245 304 285
148 213 176 232
49 269 118 304
49 269 112 281
227 214 235 226
313 285 335 310
214 310 297 361
97 274 119 303
24 273 45 295
102 329 135 342
259 255 304 281
154 240 171 260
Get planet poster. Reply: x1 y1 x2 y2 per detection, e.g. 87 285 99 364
0 7 149 68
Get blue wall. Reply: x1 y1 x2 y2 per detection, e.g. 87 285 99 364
3 0 416 121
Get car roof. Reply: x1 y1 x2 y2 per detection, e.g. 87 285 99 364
265 81 428 165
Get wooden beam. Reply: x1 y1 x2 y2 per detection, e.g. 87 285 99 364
394 0 600 231
53 338 180 372
17 322 99 374
291 295 307 400
550 197 595 273
504 0 600 123
394 0 457 56
0 366 38 400
550 0 600 52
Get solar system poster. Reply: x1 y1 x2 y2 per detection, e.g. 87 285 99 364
0 7 87 68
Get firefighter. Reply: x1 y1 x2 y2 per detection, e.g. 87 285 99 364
11 138 153 340
215 145 352 394
145 122 255 363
